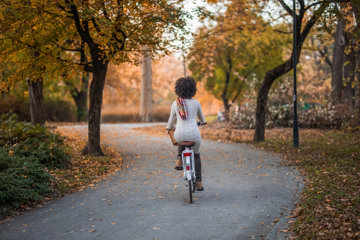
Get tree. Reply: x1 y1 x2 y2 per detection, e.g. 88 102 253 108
54 0 190 155
189 0 287 118
254 0 332 141
310 2 358 109
0 1 67 125
139 46 152 122
1 1 190 155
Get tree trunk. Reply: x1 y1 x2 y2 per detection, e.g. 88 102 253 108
139 46 152 122
222 95 230 119
222 51 232 120
222 71 230 119
74 42 89 122
343 44 356 108
72 71 89 121
332 18 346 105
254 60 293 141
82 61 108 156
27 78 46 125
356 51 360 124
350 1 360 123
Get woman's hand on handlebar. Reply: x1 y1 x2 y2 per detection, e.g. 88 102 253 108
197 121 207 126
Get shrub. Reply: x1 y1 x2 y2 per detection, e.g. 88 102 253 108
230 102 256 129
0 95 77 122
267 104 293 128
0 95 30 121
0 149 52 208
44 98 76 122
231 102 356 129
0 113 71 169
0 113 71 214
298 103 354 129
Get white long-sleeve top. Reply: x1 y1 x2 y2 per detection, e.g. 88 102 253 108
166 99 206 153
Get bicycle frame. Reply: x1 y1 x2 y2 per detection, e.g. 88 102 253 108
181 145 196 203
182 147 196 182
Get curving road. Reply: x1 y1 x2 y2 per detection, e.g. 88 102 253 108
0 123 303 240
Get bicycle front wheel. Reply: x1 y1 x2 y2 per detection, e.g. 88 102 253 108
188 180 193 203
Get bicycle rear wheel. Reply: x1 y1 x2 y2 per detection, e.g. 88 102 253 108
188 180 193 203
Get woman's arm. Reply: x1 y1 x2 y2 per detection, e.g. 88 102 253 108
197 101 206 124
166 102 177 130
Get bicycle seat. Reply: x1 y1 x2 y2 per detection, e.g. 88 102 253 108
180 141 195 147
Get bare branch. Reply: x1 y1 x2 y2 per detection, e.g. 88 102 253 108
304 1 350 12
274 29 292 34
54 41 82 52
278 0 293 16
301 2 330 40
318 48 332 69
101 2 110 21
298 0 305 12
91 17 105 37
304 1 326 12
64 0 93 45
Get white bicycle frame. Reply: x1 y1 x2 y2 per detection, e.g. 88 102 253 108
182 147 196 182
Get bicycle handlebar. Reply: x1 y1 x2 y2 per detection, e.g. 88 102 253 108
197 121 207 126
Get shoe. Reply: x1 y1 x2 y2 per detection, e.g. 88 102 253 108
174 158 183 170
196 180 204 191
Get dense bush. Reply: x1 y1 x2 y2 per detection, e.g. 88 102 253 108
0 113 71 169
298 103 354 128
44 98 76 122
0 113 70 213
267 104 293 128
0 149 52 208
230 102 256 129
0 95 77 122
230 102 356 129
0 96 30 121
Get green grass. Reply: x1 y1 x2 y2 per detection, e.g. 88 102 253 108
256 129 360 239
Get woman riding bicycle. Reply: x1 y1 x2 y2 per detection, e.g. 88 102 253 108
166 77 206 191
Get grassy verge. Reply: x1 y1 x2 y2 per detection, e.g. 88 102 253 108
256 128 360 239
135 123 360 239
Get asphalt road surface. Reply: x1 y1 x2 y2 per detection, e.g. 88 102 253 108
0 123 303 240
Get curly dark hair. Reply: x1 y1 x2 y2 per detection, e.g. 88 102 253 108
175 77 197 98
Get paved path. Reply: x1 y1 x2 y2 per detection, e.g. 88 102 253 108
0 123 303 240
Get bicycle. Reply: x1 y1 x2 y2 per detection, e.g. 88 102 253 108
180 140 196 203
179 121 206 203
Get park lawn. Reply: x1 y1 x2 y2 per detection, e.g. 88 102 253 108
135 123 360 239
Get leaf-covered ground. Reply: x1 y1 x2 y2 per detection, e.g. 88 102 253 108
53 126 124 195
134 123 360 239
